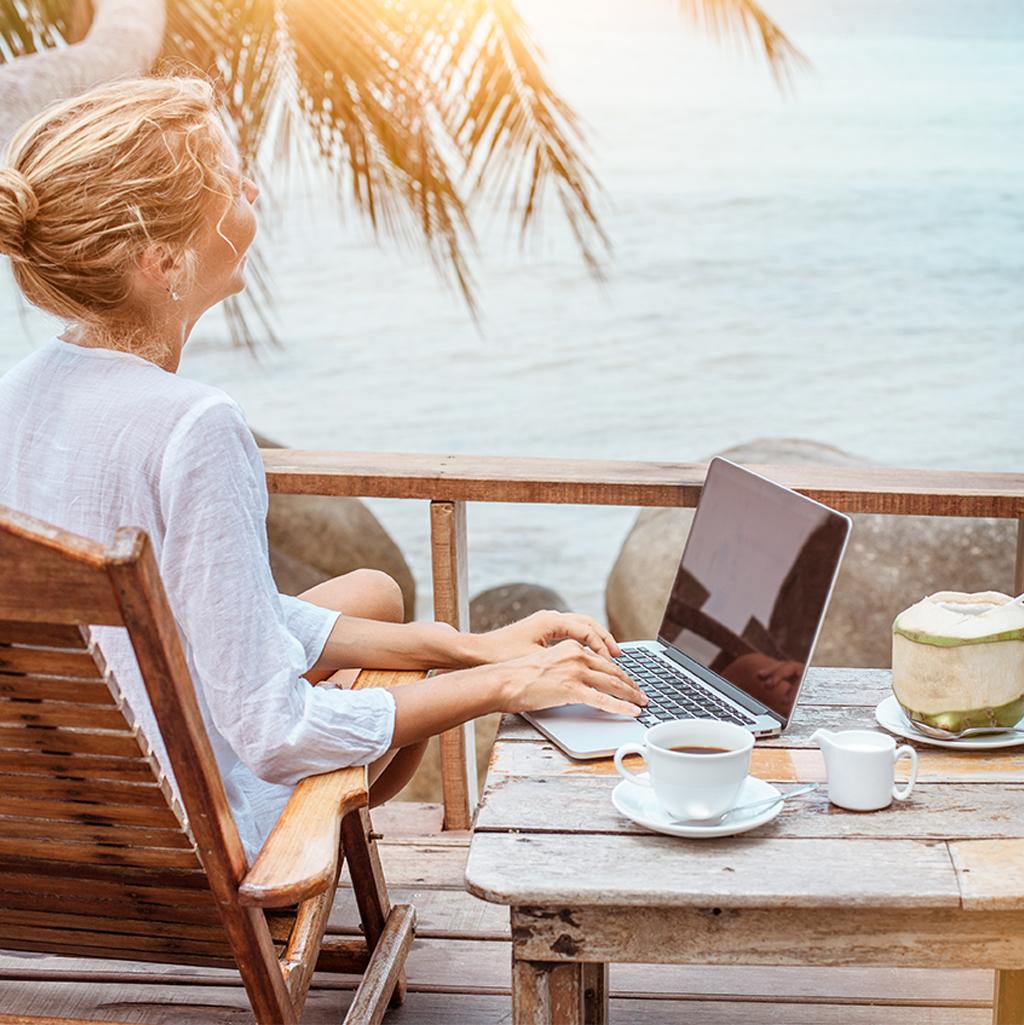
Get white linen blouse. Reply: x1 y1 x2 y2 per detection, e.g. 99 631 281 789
0 337 396 858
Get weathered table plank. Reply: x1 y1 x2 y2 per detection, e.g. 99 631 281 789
466 833 960 909
950 840 1024 911
476 777 1024 840
488 738 1024 784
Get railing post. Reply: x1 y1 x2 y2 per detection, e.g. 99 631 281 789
430 500 478 831
1016 518 1024 596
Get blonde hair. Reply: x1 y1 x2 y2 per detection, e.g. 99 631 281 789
0 76 236 355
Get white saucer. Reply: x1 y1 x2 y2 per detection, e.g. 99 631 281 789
611 774 783 839
875 694 1024 750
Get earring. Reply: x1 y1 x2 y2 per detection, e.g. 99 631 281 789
168 287 181 302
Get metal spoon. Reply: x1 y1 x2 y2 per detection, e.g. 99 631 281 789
669 783 818 827
907 717 1024 741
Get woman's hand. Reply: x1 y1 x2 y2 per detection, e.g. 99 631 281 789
389 640 647 749
470 609 622 664
494 638 647 718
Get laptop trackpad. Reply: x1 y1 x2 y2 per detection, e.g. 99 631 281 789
525 703 647 760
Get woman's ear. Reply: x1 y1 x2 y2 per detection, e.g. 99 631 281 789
136 243 181 298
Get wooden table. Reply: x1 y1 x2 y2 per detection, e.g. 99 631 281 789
465 668 1024 1025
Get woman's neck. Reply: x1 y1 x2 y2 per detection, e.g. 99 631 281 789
62 316 193 372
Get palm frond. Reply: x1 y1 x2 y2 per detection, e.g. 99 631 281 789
164 0 281 168
161 0 285 348
1 0 806 341
284 0 475 289
678 0 807 85
450 1 607 271
160 0 480 316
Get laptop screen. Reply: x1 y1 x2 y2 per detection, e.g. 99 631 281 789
657 459 850 722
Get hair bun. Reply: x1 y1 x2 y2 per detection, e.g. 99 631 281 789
0 166 40 259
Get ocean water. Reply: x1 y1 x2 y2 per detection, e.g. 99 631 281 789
1 0 1021 622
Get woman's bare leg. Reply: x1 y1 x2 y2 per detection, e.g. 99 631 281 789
297 569 427 800
367 740 429 805
300 568 407 687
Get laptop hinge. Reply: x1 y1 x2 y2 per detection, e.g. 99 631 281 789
656 639 787 726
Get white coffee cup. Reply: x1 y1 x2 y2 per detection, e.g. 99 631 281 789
613 719 754 820
812 728 918 811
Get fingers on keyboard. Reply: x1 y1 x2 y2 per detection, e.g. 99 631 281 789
616 654 754 727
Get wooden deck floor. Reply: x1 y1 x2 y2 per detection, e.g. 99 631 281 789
0 803 996 1024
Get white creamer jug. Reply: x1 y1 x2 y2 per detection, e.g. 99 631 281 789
811 729 918 811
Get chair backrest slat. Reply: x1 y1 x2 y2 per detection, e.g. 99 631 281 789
0 723 149 758
0 837 203 870
0 793 185 827
0 770 176 808
1 923 240 966
0 815 194 848
0 645 102 677
0 674 123 704
0 856 209 892
0 863 218 897
0 621 90 646
0 699 131 731
0 750 154 779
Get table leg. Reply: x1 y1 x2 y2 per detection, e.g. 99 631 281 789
511 958 583 1025
511 957 609 1025
995 970 1024 1025
582 962 609 1025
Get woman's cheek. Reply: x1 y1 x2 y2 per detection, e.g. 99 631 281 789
218 202 255 265
235 203 258 259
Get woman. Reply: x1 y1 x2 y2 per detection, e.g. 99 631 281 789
0 76 644 857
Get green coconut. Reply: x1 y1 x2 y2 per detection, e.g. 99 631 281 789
891 591 1024 732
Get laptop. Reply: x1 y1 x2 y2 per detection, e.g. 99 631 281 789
523 457 852 758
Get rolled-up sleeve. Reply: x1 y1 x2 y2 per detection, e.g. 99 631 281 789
279 593 341 671
157 397 395 785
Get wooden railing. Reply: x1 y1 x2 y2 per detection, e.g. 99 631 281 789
262 451 1024 831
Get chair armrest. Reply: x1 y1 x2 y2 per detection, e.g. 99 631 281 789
237 668 428 908
238 763 367 908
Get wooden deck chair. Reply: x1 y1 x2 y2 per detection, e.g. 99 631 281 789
0 505 420 1024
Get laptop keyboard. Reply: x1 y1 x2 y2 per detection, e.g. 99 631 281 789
613 648 757 728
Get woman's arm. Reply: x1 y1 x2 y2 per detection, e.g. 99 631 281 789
387 639 648 748
159 400 398 784
311 615 478 673
312 608 625 674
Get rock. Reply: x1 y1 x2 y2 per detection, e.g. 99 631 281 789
606 438 1017 669
818 513 1015 668
469 583 570 633
607 506 692 644
267 543 326 597
703 438 869 467
253 431 415 616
